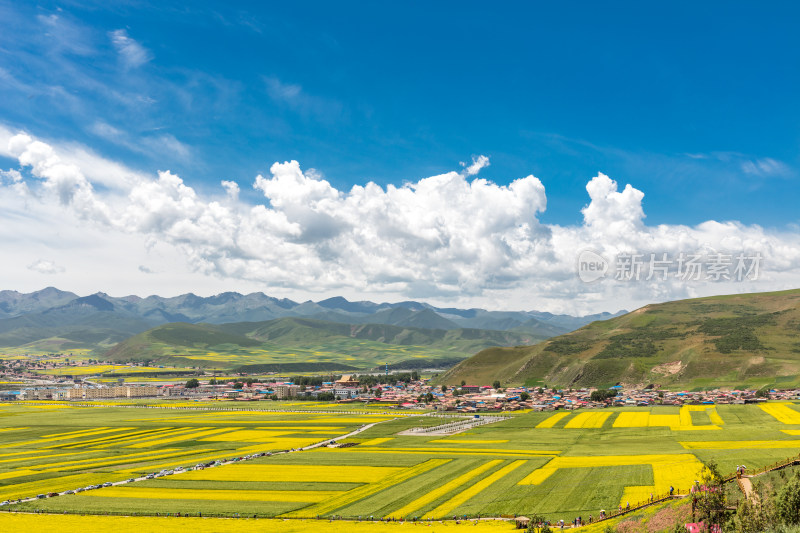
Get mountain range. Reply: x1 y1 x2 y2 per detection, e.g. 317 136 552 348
0 288 624 369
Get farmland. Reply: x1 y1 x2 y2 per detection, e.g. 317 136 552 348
3 401 800 529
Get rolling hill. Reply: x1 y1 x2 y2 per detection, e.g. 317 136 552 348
441 288 800 390
0 288 622 356
103 317 545 371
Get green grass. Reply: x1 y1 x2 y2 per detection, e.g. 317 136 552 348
6 402 800 522
443 287 800 388
102 318 540 371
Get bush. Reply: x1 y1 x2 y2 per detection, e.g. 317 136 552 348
775 473 800 525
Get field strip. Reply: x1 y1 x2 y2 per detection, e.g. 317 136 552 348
329 449 557 458
0 427 135 448
680 440 800 449
429 440 509 444
679 406 693 426
760 403 800 424
127 427 241 448
38 449 218 473
518 453 702 485
93 427 210 449
178 464 403 483
623 455 704 503
42 427 112 438
423 460 526 518
782 430 800 436
613 410 720 430
0 450 48 459
613 412 650 428
201 430 296 442
0 472 128 500
0 427 28 433
536 412 570 428
90 427 202 449
255 426 346 430
0 468 38 481
0 513 522 531
0 450 93 465
387 459 503 518
89 486 341 502
565 412 611 429
56 428 172 449
116 452 236 474
361 437 393 446
347 447 558 455
282 459 450 517
32 448 182 470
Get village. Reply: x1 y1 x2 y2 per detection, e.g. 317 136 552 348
2 355 798 409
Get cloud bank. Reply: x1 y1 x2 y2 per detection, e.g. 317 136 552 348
2 127 800 313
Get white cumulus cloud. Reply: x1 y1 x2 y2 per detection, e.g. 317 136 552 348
3 127 800 313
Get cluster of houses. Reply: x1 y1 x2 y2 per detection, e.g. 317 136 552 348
4 369 799 409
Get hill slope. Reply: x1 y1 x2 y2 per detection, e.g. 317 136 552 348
104 317 545 371
441 288 800 390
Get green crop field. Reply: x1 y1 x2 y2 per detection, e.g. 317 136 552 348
3 401 800 527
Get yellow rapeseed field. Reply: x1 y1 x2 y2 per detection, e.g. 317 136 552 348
611 407 721 431
285 459 450 518
180 464 403 483
564 412 611 429
127 427 240 448
360 437 393 446
201 430 296 442
0 513 518 532
761 403 800 425
335 446 558 457
518 453 704 505
612 412 650 428
90 486 340 502
680 440 800 449
535 412 570 428
387 459 502 518
423 460 527 518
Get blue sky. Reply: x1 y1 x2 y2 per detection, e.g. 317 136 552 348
1 1 800 312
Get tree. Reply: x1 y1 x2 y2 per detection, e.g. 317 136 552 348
374 388 382 398
185 378 199 388
590 390 616 402
233 382 244 389
775 471 800 525
755 387 770 398
492 380 501 389
441 385 447 393
731 495 769 533
694 460 727 525
520 392 530 401
461 380 466 387
526 514 551 533
208 378 217 385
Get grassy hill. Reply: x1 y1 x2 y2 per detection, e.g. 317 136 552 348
104 317 545 371
441 288 800 390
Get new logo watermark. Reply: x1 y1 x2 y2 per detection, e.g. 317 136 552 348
577 249 609 283
576 250 763 283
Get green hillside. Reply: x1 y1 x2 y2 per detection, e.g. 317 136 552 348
104 317 545 371
441 288 800 390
